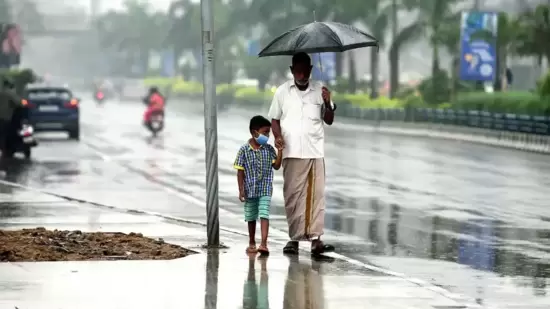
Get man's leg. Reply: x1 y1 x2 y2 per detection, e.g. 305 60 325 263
309 158 335 254
282 158 312 254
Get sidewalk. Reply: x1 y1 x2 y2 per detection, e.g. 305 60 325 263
0 186 476 309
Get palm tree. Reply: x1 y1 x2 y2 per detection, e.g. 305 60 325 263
166 0 200 64
96 0 167 74
431 14 460 99
515 4 550 65
409 0 464 75
388 0 463 97
166 0 251 82
361 1 391 98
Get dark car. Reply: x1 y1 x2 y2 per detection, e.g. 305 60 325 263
23 86 80 140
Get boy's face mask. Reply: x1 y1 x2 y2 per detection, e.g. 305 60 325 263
254 132 269 145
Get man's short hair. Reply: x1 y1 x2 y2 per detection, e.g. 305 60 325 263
249 115 271 131
292 52 311 66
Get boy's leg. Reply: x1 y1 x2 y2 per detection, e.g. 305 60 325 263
258 196 271 248
244 198 259 249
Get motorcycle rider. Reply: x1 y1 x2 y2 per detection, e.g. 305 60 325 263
0 76 21 160
142 86 165 125
93 80 105 99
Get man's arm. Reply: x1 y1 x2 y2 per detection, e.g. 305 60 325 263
321 87 335 125
271 146 283 170
268 89 284 143
323 102 335 125
272 119 282 139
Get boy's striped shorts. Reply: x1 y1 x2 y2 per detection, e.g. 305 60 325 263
244 196 271 222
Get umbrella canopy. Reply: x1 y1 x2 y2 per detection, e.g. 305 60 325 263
258 21 378 57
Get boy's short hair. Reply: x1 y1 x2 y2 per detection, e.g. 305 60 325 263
249 115 271 131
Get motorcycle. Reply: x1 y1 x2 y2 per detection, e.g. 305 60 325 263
3 107 38 159
94 91 106 105
145 110 164 137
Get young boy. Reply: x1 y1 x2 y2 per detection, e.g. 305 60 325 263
234 115 283 255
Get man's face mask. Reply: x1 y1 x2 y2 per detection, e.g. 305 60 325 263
291 64 312 86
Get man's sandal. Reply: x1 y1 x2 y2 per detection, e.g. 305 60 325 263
283 241 299 255
311 240 335 256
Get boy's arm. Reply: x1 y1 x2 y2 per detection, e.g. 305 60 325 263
234 148 246 199
237 170 245 196
271 146 282 170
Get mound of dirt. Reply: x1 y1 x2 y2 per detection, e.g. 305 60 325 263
0 227 194 262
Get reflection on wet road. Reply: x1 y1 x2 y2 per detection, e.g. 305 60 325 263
1 97 550 306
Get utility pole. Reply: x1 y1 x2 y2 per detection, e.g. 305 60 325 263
200 0 220 246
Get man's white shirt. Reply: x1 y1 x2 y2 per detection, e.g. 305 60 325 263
268 80 334 159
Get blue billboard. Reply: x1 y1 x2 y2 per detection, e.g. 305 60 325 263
459 11 498 81
311 53 336 83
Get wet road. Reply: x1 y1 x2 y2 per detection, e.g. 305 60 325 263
2 96 550 307
0 187 468 309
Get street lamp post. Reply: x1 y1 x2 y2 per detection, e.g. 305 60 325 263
200 0 220 246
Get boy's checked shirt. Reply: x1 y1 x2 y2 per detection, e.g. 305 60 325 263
234 143 277 198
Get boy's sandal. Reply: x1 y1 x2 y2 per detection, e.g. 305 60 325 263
258 245 270 256
283 241 299 255
246 245 257 254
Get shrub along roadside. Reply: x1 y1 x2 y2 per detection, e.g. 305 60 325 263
0 69 38 95
144 78 409 110
144 77 550 116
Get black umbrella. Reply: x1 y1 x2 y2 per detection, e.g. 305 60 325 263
258 21 379 57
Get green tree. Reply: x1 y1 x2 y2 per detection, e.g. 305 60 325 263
432 14 460 99
360 1 391 97
388 0 463 97
515 4 550 65
96 0 168 75
166 0 250 82
166 0 200 64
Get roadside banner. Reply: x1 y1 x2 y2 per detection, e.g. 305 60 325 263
459 11 498 81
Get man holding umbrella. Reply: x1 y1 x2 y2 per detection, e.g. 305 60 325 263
259 20 378 254
268 52 336 255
